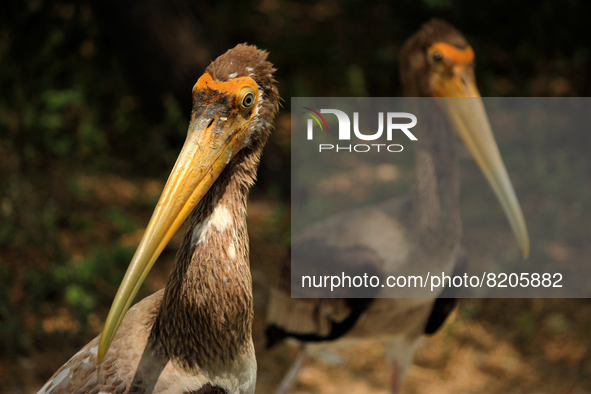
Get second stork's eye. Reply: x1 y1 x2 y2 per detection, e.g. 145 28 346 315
432 51 443 62
242 92 255 108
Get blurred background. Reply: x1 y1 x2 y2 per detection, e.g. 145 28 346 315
1 0 590 392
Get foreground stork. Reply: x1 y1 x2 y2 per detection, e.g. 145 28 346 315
265 19 529 393
38 44 279 394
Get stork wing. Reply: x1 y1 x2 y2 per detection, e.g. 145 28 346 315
38 291 175 394
265 239 383 348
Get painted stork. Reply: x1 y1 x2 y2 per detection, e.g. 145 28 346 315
265 19 529 393
38 44 280 394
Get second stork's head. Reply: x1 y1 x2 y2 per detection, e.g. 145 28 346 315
400 19 476 98
98 44 279 361
400 19 529 259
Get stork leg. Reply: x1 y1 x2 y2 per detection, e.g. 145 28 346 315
384 336 422 394
274 347 308 394
390 361 402 394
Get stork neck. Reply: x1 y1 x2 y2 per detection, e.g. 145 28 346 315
154 150 256 372
411 101 462 250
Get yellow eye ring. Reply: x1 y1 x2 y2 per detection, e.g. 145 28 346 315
242 92 255 108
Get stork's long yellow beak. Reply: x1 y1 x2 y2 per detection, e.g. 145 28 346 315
435 69 530 259
98 74 258 361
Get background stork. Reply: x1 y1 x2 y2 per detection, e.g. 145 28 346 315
264 19 529 393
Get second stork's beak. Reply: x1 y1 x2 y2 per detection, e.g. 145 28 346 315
434 68 530 259
98 75 256 361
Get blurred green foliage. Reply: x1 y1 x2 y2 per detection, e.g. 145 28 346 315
0 1 179 354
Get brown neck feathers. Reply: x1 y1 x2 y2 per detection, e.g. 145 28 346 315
411 100 462 252
153 136 267 372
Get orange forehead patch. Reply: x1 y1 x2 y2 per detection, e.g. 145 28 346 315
193 73 258 97
430 43 474 66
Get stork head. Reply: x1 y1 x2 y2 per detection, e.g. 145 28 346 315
400 19 475 97
400 20 530 259
98 44 279 361
201 43 280 150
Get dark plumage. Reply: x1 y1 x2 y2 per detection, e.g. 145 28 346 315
38 44 280 394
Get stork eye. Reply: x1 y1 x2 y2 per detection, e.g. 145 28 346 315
242 92 255 108
432 51 443 62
